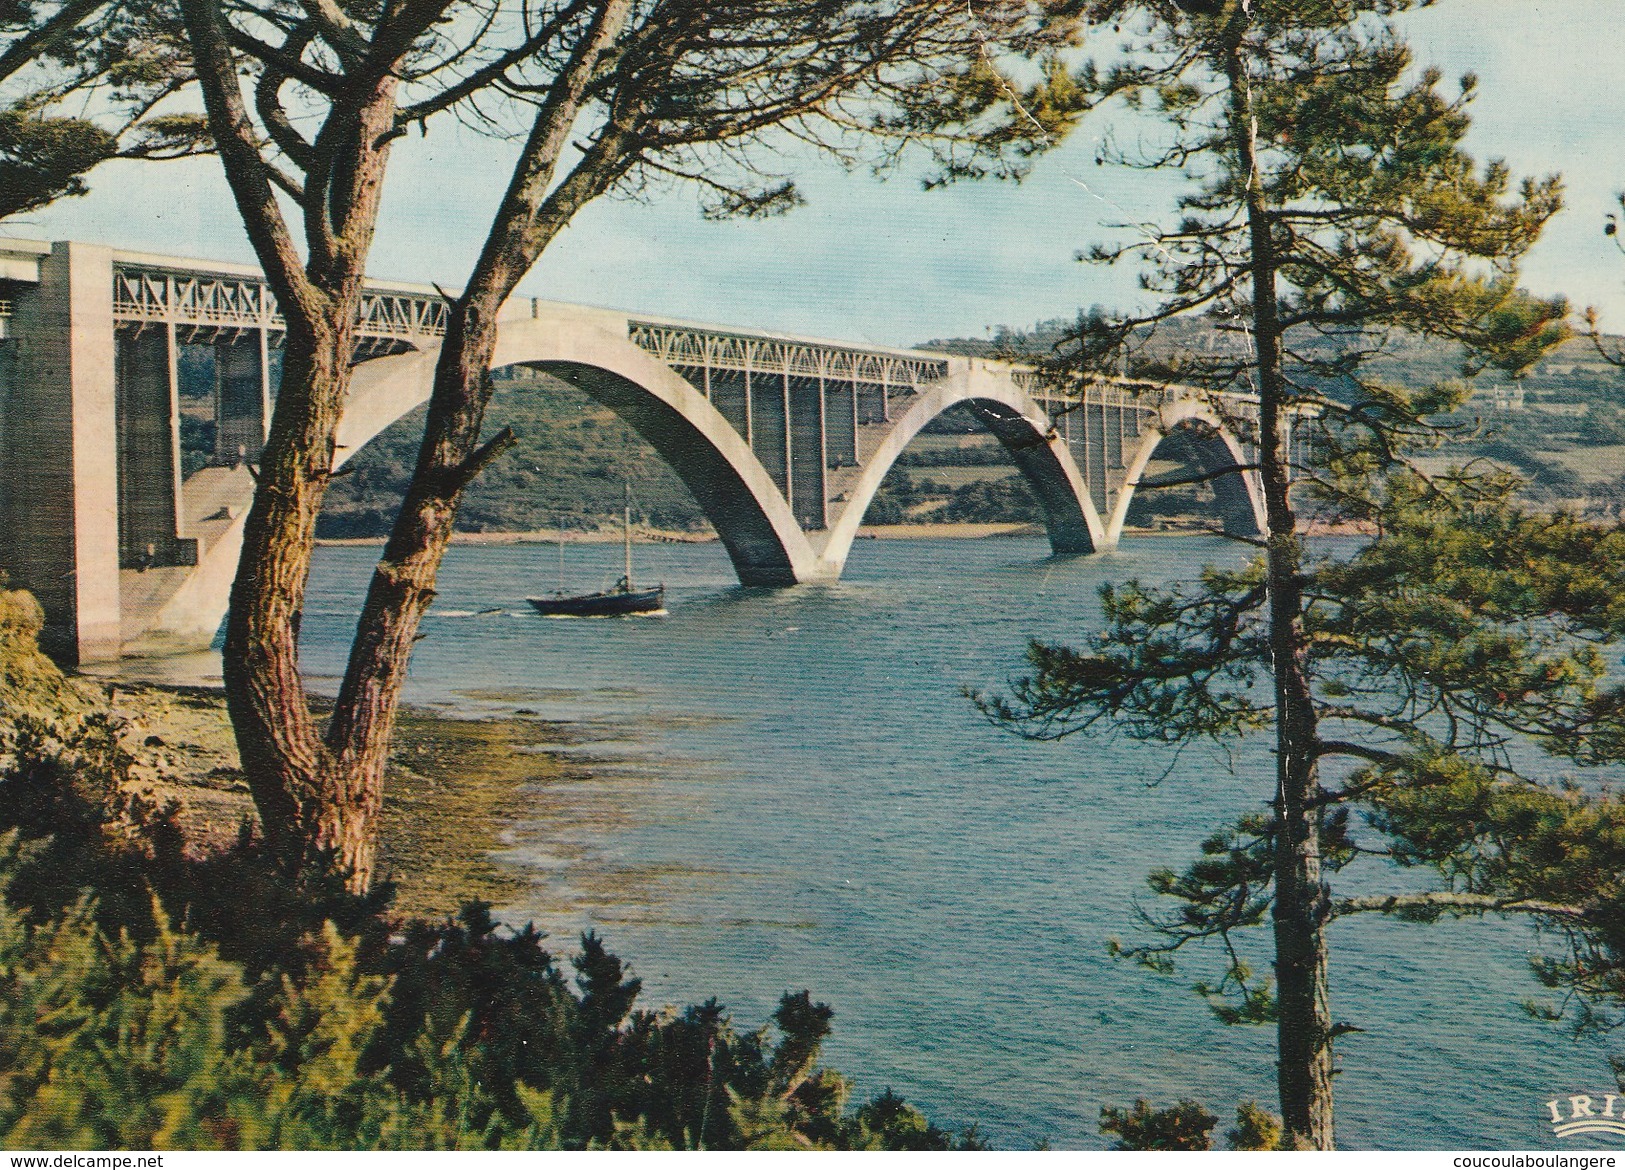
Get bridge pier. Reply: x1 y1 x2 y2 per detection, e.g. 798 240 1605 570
215 332 270 463
0 242 124 664
116 326 195 572
0 239 455 663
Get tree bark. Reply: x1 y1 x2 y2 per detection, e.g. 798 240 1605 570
1226 22 1336 1150
221 324 344 874
319 2 634 891
183 0 407 890
222 285 383 887
320 302 508 892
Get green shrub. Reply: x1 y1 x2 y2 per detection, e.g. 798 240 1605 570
0 841 560 1150
1100 1098 1218 1150
0 593 972 1151
1100 1098 1282 1151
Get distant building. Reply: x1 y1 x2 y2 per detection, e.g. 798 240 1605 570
1483 383 1525 412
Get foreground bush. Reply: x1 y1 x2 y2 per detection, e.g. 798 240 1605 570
1100 1099 1281 1152
0 856 559 1150
0 588 973 1150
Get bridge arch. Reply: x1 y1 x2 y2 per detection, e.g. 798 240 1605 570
1102 397 1267 546
125 312 1255 656
814 364 1103 574
336 312 823 586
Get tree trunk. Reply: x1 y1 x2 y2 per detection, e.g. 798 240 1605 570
317 4 634 894
322 301 509 892
222 317 376 885
1226 26 1336 1150
181 0 406 891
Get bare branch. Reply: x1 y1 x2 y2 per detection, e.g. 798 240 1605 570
297 0 369 61
1134 463 1261 492
445 425 516 494
179 0 318 320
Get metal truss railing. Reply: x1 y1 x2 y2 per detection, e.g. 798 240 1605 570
1019 370 1261 421
112 265 448 344
628 321 950 390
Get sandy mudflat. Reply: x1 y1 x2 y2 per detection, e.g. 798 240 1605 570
102 681 577 921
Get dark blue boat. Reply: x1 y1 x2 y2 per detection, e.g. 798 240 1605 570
528 489 665 617
528 576 665 617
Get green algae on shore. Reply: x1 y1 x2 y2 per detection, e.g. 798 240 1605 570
105 683 584 921
96 679 744 933
380 708 578 918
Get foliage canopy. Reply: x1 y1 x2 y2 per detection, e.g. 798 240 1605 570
979 0 1582 1148
0 3 206 219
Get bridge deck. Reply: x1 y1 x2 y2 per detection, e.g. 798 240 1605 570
0 235 1263 417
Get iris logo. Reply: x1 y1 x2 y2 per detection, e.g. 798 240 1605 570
1547 1094 1625 1139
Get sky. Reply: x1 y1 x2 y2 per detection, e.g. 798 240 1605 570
11 1 1623 349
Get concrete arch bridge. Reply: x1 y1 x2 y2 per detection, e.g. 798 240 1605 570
0 241 1270 663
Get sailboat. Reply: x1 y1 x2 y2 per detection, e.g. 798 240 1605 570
527 490 666 617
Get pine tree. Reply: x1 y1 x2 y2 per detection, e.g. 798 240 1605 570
0 3 206 220
978 0 1583 1148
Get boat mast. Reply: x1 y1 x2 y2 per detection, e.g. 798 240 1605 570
623 484 633 586
557 515 566 593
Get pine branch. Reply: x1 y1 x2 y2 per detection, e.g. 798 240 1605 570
0 0 102 85
1331 892 1585 922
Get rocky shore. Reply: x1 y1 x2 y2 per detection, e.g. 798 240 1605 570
315 521 1050 546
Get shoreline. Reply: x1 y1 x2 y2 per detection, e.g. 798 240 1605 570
115 518 1368 917
105 680 578 921
315 523 1045 546
102 518 1221 916
319 528 716 547
313 519 1270 547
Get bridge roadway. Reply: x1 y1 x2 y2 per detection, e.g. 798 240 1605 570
0 239 1269 664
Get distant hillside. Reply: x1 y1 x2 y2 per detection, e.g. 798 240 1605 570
318 369 709 538
317 318 1625 539
318 371 1060 537
925 316 1625 509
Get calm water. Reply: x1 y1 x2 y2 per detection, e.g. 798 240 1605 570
290 534 1612 1149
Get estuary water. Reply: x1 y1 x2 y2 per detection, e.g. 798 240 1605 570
294 534 1613 1150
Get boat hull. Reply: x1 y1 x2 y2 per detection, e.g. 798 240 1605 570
527 586 665 617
